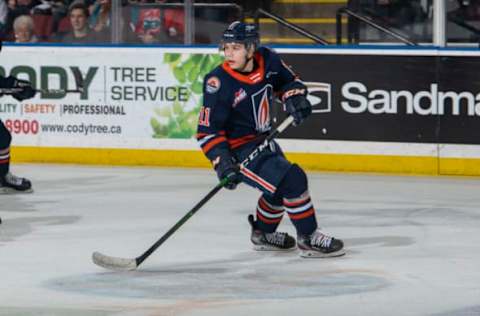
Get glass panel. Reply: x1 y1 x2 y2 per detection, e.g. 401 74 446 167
193 2 244 45
4 1 119 44
342 0 433 45
2 0 451 46
447 0 480 45
116 1 243 45
120 1 186 45
1 1 243 45
248 0 339 45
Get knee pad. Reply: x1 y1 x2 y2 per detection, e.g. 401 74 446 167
276 164 308 199
0 123 12 149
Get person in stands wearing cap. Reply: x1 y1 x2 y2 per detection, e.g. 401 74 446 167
196 21 345 258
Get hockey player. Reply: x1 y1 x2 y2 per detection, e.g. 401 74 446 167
196 21 345 258
0 75 36 194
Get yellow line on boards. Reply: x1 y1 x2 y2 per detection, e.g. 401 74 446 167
285 153 439 175
10 146 211 168
11 146 480 176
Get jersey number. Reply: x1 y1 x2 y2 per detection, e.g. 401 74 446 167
198 106 211 127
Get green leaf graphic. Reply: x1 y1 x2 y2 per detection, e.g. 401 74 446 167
152 52 223 139
173 67 186 83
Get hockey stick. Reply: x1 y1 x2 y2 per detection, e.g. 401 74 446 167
92 115 296 271
0 67 85 95
0 88 82 94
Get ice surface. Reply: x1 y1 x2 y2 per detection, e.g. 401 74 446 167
1 164 480 316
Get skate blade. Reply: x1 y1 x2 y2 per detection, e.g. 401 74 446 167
0 187 33 194
299 249 346 258
253 244 297 252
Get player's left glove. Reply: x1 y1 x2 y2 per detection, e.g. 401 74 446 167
213 155 242 190
282 83 312 126
3 76 36 101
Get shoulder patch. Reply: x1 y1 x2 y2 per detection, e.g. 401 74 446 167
206 76 221 94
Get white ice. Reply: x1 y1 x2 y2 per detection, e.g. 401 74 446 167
1 164 480 316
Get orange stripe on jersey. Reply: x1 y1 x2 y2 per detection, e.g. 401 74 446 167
0 159 9 164
241 167 276 193
196 132 209 140
228 134 257 149
197 131 226 138
222 52 265 85
202 136 227 154
288 208 315 220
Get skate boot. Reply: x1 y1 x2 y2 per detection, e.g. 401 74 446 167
0 172 33 194
248 214 296 251
297 229 345 258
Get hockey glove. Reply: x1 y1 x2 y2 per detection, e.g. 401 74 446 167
4 76 36 101
283 87 312 126
213 155 242 190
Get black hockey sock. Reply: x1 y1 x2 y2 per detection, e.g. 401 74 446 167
0 147 10 179
276 164 318 236
284 191 318 236
0 121 12 179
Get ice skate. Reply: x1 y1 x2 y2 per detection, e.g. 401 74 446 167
248 214 296 251
0 172 33 194
297 229 345 258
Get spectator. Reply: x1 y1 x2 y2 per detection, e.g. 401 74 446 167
134 6 170 44
131 1 183 44
89 0 110 32
13 14 36 42
60 0 104 43
5 0 40 35
49 0 69 37
0 0 7 35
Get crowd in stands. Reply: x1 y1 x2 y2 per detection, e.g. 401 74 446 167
0 0 478 45
0 0 187 44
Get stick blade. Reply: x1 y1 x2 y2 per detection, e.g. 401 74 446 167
92 251 138 271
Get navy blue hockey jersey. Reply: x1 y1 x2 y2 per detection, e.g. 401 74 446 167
197 47 299 163
0 76 9 87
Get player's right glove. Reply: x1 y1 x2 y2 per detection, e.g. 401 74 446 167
282 84 312 126
3 76 36 101
213 155 242 190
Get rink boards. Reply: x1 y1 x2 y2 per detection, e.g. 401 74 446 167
2 45 480 176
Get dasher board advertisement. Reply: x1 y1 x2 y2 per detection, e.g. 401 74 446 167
278 51 480 145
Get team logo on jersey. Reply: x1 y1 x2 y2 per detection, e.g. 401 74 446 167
251 85 273 133
232 88 247 108
206 76 221 94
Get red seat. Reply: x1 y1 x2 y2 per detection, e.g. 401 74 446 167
164 9 184 34
57 16 72 34
32 14 54 41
